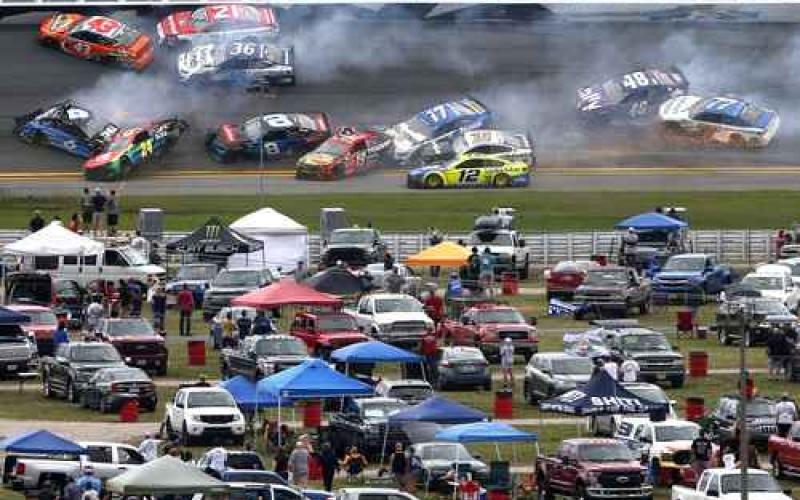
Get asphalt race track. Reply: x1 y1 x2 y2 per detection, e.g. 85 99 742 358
3 11 800 193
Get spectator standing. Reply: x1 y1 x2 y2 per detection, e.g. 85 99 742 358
131 230 149 258
177 284 195 337
776 394 798 437
445 273 463 301
294 261 310 283
467 247 481 281
428 227 444 277
210 317 223 350
620 358 640 383
251 310 274 336
690 431 713 474
138 433 159 462
384 267 405 293
68 213 81 233
53 321 70 347
76 466 101 495
128 280 142 317
90 187 107 236
622 227 638 267
390 443 408 490
479 247 495 290
420 330 439 380
80 187 93 233
86 296 104 334
237 310 253 340
499 337 514 386
383 251 395 271
602 355 619 380
204 447 227 479
423 288 444 324
767 329 784 380
106 190 119 236
320 442 338 492
222 312 236 345
118 279 130 315
288 442 310 488
63 477 82 500
28 210 45 233
150 286 166 334
343 446 367 482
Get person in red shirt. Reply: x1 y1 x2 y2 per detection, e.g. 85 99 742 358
423 292 444 325
177 284 195 336
420 330 439 382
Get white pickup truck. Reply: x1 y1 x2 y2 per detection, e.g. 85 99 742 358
9 441 145 491
162 386 246 446
672 468 790 500
347 293 434 348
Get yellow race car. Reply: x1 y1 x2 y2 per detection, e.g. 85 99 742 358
406 154 531 189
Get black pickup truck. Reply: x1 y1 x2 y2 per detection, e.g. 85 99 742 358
220 334 309 380
41 342 126 402
328 397 408 458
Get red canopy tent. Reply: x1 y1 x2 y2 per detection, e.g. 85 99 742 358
231 278 343 309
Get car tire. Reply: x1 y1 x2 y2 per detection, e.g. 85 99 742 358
525 384 538 405
424 174 444 189
773 456 785 479
334 165 345 180
66 380 79 404
181 423 192 446
435 376 446 391
42 378 53 398
638 299 650 315
672 377 685 389
537 479 553 500
575 483 590 500
157 365 168 377
99 397 110 414
165 418 176 440
744 331 752 348
720 330 731 346
29 132 47 146
483 380 492 391
493 173 511 188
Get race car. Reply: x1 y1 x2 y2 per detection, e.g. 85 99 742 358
83 119 188 181
38 13 154 70
13 101 119 158
659 96 780 148
406 154 530 189
157 4 278 46
295 127 392 180
576 67 688 125
177 40 295 87
206 113 330 163
385 97 492 164
418 129 534 165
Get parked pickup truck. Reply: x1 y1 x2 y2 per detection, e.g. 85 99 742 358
220 334 309 380
615 418 701 485
652 253 735 298
536 438 652 500
768 421 800 478
573 266 652 317
348 293 434 348
162 386 246 445
290 311 369 359
9 441 145 491
0 323 38 377
41 342 126 403
671 468 790 500
602 322 685 388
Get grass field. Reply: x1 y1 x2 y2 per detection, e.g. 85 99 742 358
5 190 800 231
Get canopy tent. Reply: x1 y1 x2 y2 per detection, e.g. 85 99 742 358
258 358 373 400
305 267 366 296
389 396 487 424
219 375 287 411
406 241 471 267
331 340 422 364
0 306 30 325
232 279 342 309
166 217 264 255
3 222 103 256
0 429 85 455
540 370 668 416
228 208 308 272
434 422 538 444
615 212 688 231
107 456 228 495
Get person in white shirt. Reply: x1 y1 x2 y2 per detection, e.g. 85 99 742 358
620 359 640 383
602 356 619 380
499 338 515 386
137 433 159 462
204 447 227 479
776 393 798 437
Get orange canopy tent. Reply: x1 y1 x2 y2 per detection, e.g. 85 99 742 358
231 278 343 309
405 241 470 268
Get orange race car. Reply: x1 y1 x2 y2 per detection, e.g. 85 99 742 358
38 13 154 70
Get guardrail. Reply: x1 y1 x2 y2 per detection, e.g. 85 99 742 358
0 229 775 267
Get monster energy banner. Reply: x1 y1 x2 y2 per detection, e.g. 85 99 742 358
540 370 668 416
166 216 263 256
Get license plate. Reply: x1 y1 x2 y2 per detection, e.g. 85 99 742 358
656 373 667 380
459 365 478 373
136 359 147 366
6 364 16 371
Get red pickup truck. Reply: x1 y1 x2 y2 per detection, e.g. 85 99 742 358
536 438 652 500
438 303 537 362
290 312 369 358
545 260 600 301
768 422 800 478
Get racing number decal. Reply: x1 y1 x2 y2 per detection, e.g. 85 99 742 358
263 142 280 155
208 4 235 20
424 104 451 124
63 39 91 56
458 169 480 183
86 17 122 35
622 72 650 89
263 114 294 128
230 42 269 58
140 139 154 158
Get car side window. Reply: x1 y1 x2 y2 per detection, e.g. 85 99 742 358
175 391 185 406
118 447 145 465
70 31 93 42
483 159 505 169
457 159 482 170
360 495 389 500
358 299 371 314
697 471 711 493
87 446 113 463
273 487 303 500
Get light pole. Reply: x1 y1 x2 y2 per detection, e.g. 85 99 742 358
737 302 751 500
258 118 265 206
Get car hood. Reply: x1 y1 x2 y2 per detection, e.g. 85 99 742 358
629 351 682 360
479 323 533 332
757 290 788 301
325 244 372 251
423 458 486 470
298 152 338 167
110 335 165 343
655 270 703 280
74 361 127 370
581 461 644 472
166 279 208 291
185 406 240 415
137 264 166 275
764 314 797 323
257 354 308 364
317 332 369 344
208 286 255 295
576 285 626 294
651 440 693 454
659 95 703 122
576 84 614 112
373 312 433 324
552 374 591 383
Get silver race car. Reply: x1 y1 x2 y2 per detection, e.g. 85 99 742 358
177 40 294 88
418 129 534 165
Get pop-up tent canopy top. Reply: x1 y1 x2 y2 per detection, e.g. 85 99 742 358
4 222 103 256
615 212 688 231
389 395 487 424
0 429 86 455
0 306 30 325
540 370 668 416
232 279 342 309
107 456 228 495
228 208 308 272
406 241 470 268
305 267 367 296
166 217 263 256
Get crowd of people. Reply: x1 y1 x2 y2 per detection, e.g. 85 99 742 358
28 187 121 237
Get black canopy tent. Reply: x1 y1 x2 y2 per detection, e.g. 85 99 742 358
165 217 265 267
305 267 368 296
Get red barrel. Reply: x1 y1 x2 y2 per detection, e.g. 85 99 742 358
689 351 708 377
120 398 139 422
501 273 519 296
487 491 510 500
685 397 704 422
494 390 513 419
187 339 206 366
303 400 322 428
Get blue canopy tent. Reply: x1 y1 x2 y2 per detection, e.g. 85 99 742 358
435 422 539 461
615 212 688 231
0 306 29 325
389 396 487 424
540 370 668 416
0 429 86 455
330 340 426 381
219 375 288 412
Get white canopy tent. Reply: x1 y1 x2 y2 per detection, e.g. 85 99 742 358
228 208 308 272
107 456 228 496
3 222 103 256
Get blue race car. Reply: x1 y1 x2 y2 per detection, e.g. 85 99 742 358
13 101 119 158
205 112 331 163
576 67 688 126
385 96 492 164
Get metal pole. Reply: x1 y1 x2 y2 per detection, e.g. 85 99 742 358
738 303 749 500
259 118 265 205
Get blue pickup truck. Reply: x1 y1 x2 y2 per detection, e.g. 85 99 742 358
652 253 735 298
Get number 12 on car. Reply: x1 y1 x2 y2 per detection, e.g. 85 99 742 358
459 169 480 183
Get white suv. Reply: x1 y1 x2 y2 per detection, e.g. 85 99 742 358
162 387 245 445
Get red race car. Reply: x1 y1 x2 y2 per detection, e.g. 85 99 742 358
156 4 278 46
38 13 154 70
295 127 392 180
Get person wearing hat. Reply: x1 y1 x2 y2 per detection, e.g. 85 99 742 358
500 337 514 386
28 210 45 233
76 465 101 495
776 393 798 437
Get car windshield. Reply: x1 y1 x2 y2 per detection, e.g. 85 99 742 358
214 270 263 287
177 265 217 280
552 358 594 375
636 229 673 245
255 338 306 356
621 333 671 351
105 320 156 337
72 345 122 362
361 401 407 419
187 391 236 408
655 425 699 442
422 444 472 461
317 315 358 331
469 231 513 247
107 368 149 381
388 385 432 400
746 401 775 417
226 454 264 470
751 300 791 315
578 444 633 462
224 471 283 485
601 79 626 104
584 270 628 285
114 25 141 46
374 297 423 313
625 385 668 404
721 474 782 494
663 256 706 271
330 230 374 245
739 104 767 128
229 489 271 500
447 349 485 362
742 275 784 291
475 309 525 324
314 140 348 157
26 311 58 325
121 248 148 266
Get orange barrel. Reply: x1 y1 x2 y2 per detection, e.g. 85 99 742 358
303 400 322 428
501 273 519 296
120 398 139 422
688 351 709 377
494 389 513 419
685 397 704 422
187 339 206 366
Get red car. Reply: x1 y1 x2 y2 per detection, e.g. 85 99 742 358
768 422 800 478
157 4 278 46
438 303 538 361
290 312 369 358
295 127 392 180
544 260 600 301
6 305 59 356
38 13 154 70
96 318 168 376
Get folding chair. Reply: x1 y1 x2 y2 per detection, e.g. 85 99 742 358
676 310 695 340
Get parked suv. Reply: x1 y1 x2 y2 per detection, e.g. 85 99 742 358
165 263 218 307
374 379 433 404
709 395 777 448
80 367 157 412
8 305 58 355
432 346 491 391
290 311 369 359
523 352 593 403
602 322 685 387
41 342 126 402
715 297 798 347
573 266 652 317
220 334 309 379
328 397 408 457
321 227 386 268
0 323 38 378
409 442 489 490
545 260 599 301
203 268 273 320
162 387 246 445
652 253 735 299
96 318 168 376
